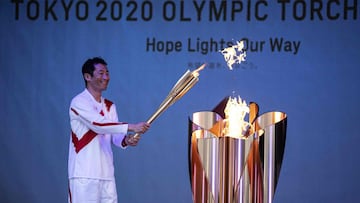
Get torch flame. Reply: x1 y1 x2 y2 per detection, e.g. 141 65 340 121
223 96 251 138
192 63 206 77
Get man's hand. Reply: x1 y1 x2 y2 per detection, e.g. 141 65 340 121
128 122 150 134
123 134 141 147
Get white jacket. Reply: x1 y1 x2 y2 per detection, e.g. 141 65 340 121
68 89 128 180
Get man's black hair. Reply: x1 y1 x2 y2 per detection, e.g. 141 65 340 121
82 57 107 87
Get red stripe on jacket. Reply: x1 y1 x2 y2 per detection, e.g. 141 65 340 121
92 122 127 126
104 99 113 112
71 130 97 153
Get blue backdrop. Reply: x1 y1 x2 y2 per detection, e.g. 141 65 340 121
1 0 359 202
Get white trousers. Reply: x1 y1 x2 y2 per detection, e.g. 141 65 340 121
68 178 118 203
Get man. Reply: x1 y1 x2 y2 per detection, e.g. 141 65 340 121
68 57 150 203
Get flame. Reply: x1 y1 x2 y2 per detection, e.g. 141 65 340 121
220 40 246 70
223 96 250 138
191 63 206 77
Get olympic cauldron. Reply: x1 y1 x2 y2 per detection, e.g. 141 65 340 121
188 97 287 203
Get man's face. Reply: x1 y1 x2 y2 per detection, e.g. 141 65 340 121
86 63 110 92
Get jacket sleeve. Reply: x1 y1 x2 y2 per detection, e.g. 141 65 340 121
110 104 127 148
70 97 128 135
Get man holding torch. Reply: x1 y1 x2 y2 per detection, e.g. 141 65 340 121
68 57 150 203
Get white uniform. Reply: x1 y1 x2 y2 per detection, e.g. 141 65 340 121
68 89 128 203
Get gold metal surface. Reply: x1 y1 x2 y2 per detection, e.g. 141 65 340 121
256 111 287 203
188 108 287 203
134 64 206 138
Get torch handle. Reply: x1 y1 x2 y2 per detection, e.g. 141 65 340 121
132 65 205 139
133 97 174 138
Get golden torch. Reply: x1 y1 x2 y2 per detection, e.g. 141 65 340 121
134 63 206 138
